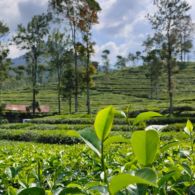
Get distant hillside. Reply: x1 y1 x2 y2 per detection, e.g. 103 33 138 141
2 61 195 113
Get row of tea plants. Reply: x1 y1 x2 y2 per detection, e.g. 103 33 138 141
0 106 194 194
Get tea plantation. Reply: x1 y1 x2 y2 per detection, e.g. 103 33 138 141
1 66 195 194
2 63 195 113
0 106 194 194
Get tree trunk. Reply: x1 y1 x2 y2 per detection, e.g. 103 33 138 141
0 83 2 104
167 32 173 115
86 35 91 114
150 65 153 99
69 95 72 114
73 25 78 113
180 35 183 63
32 48 37 116
57 64 61 114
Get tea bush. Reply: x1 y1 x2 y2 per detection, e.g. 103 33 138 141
0 106 194 194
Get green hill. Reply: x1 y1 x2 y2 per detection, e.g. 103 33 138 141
1 62 195 114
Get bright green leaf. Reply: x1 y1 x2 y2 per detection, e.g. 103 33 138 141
133 112 162 126
18 187 45 195
8 186 17 195
94 106 114 141
79 128 101 157
136 168 157 184
131 130 160 166
109 173 157 194
184 120 193 136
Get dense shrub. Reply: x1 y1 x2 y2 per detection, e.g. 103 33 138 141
0 130 80 144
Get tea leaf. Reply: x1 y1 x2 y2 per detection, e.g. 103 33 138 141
133 112 162 126
184 120 193 136
136 168 157 183
79 128 101 157
18 187 45 195
94 106 114 141
131 130 160 166
109 173 157 194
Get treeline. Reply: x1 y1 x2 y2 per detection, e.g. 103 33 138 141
0 0 194 115
100 0 194 115
0 0 101 115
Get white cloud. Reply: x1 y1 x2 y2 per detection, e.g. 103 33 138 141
8 44 27 59
0 0 195 61
0 0 48 58
92 0 195 64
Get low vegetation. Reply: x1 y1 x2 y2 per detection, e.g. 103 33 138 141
0 106 194 194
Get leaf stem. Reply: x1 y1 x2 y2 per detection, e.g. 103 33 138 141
101 141 111 194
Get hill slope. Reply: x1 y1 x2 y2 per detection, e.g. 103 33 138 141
1 62 195 113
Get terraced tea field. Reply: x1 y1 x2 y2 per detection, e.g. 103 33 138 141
0 107 194 194
1 65 195 194
2 63 195 113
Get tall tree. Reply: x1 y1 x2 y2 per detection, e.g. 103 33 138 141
143 49 163 99
135 51 142 65
143 34 165 99
101 49 110 74
148 0 193 115
78 0 101 114
50 0 81 113
50 0 100 113
115 55 126 69
127 52 136 66
0 21 10 103
14 13 51 115
178 16 193 63
62 61 75 114
47 31 70 114
62 50 86 113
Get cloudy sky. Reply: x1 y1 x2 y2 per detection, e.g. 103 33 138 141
0 0 195 64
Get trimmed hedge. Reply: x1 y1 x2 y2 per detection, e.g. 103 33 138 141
0 130 80 144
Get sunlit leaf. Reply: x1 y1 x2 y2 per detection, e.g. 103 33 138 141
133 112 162 126
184 119 193 136
131 130 160 166
94 106 114 141
79 128 101 157
109 173 157 194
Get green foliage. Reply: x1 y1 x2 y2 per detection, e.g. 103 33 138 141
0 21 10 93
131 130 160 166
184 119 193 136
94 105 114 141
18 187 45 195
0 107 195 194
79 127 101 157
109 172 157 194
184 119 194 154
133 111 162 126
